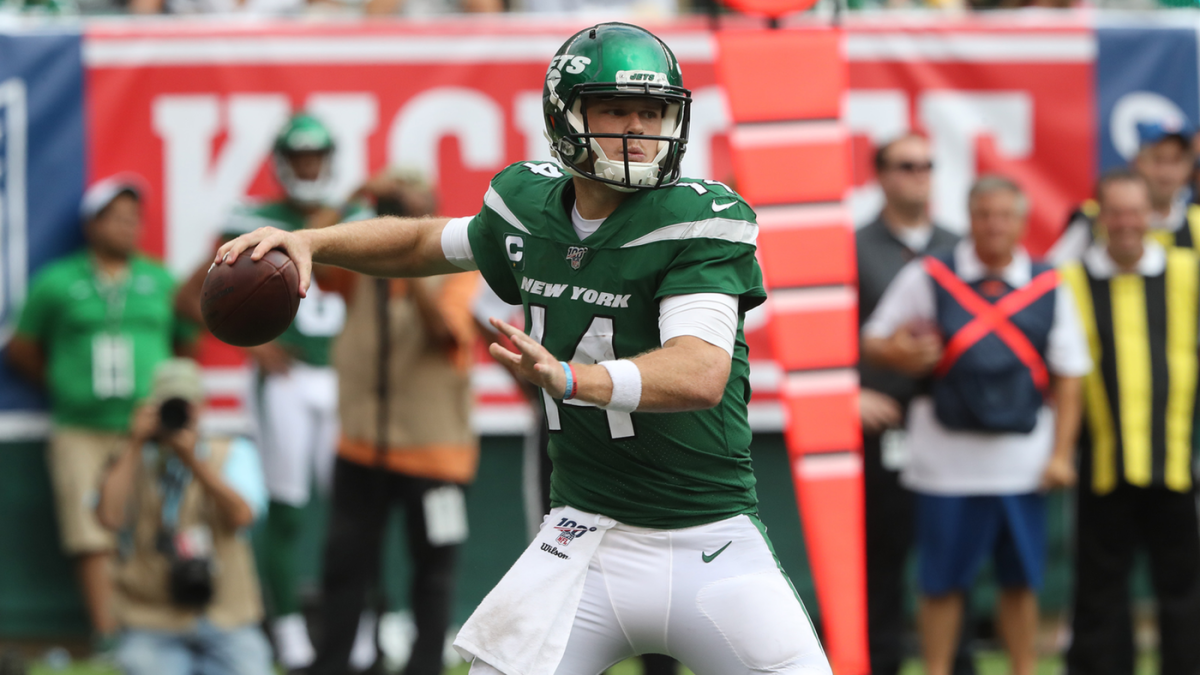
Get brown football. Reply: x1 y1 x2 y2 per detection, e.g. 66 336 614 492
201 249 301 347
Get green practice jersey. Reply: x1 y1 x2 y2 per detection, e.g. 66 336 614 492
221 200 372 367
15 251 187 431
469 161 768 529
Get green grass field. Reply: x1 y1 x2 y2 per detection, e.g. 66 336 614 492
26 651 1161 675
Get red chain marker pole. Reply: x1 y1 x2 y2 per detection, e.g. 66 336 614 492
714 26 870 675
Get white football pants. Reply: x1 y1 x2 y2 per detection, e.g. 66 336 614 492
247 362 339 506
469 512 831 675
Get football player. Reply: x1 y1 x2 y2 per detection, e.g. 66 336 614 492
178 113 377 673
215 23 831 675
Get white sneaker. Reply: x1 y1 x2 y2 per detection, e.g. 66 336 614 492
349 611 378 672
379 611 416 673
272 614 315 670
443 625 464 669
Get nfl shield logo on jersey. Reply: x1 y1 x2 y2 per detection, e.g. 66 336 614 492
566 246 588 270
552 518 598 547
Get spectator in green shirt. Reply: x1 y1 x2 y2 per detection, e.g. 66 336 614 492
6 175 193 653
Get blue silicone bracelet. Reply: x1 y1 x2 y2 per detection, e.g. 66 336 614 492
560 361 575 401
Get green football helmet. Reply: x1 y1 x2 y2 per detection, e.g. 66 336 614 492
273 112 336 206
543 23 692 192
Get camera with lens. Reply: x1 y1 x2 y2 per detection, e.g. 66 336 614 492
156 528 215 609
158 397 191 433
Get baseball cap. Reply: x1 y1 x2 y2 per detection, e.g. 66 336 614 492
148 358 206 405
79 173 147 222
1136 120 1193 151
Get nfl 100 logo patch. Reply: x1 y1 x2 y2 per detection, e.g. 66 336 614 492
565 245 588 270
553 516 597 547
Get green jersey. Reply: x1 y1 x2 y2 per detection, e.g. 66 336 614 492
221 200 373 367
469 162 768 528
15 251 187 431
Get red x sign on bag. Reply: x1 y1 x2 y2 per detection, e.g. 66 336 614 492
923 256 1058 391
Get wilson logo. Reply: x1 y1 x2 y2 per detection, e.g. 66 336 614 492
540 543 569 559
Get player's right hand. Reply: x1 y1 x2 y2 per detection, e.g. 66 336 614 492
214 226 313 298
487 317 568 398
888 324 943 377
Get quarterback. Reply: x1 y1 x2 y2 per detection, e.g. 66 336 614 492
217 23 830 675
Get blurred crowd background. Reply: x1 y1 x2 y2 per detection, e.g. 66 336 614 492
3 0 1199 21
3 1 1200 674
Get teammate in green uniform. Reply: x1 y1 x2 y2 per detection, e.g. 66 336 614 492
214 23 830 675
177 113 375 673
7 176 192 651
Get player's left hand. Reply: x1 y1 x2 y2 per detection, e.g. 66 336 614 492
487 317 567 398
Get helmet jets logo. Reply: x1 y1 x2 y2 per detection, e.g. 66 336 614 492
549 54 592 75
615 70 668 87
546 56 591 106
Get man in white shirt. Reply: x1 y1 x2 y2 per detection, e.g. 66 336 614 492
863 175 1091 675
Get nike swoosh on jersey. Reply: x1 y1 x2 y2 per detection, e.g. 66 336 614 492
712 201 738 212
702 541 733 563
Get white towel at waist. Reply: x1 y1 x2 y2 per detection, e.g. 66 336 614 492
454 506 615 675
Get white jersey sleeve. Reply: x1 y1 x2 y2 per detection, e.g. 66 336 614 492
658 293 738 357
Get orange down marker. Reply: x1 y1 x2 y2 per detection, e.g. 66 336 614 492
715 27 870 675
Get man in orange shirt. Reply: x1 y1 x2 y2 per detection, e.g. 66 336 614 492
312 172 478 675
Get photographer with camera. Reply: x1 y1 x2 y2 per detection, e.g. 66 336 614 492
96 359 272 675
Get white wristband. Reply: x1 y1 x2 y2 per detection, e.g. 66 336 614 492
440 216 478 271
599 359 641 413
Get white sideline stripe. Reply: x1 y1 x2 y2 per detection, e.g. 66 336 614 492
845 33 1095 62
84 34 715 67
747 401 784 432
0 402 789 441
795 452 862 480
782 369 859 397
748 360 782 392
731 121 845 149
472 363 520 395
471 404 534 435
82 32 1089 68
200 410 254 436
770 286 857 313
203 367 250 397
476 361 786 395
0 413 50 441
484 185 530 234
622 217 758 248
757 204 851 231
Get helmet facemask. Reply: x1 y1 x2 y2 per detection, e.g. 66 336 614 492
551 82 691 192
273 149 335 207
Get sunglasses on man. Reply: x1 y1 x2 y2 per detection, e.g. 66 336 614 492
885 161 934 173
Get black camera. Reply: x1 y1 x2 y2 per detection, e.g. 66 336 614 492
374 195 409 218
168 558 214 609
158 397 191 432
155 530 214 609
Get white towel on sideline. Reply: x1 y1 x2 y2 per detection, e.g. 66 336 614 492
454 506 616 675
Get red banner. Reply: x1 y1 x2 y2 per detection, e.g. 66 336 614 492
82 19 1094 434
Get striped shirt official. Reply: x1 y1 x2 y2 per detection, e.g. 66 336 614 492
1060 241 1200 494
